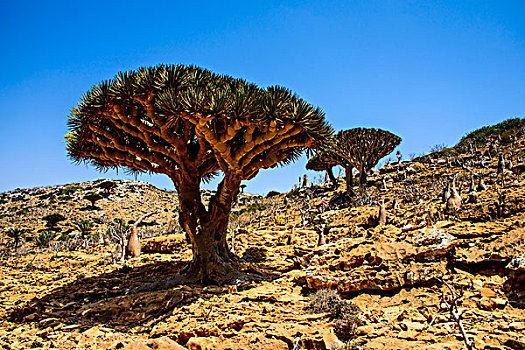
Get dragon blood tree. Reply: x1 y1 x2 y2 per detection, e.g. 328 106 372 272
66 64 332 284
305 151 342 187
331 128 401 186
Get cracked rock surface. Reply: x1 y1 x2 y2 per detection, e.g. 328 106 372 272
1 133 525 349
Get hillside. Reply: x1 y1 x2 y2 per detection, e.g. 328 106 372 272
0 123 524 349
1 180 180 238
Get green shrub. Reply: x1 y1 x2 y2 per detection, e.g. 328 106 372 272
229 211 240 221
35 230 56 248
96 180 117 194
246 202 269 212
459 117 525 144
5 228 25 250
74 219 93 239
286 188 300 199
429 143 447 153
57 186 80 196
228 202 268 220
16 208 29 216
10 195 25 202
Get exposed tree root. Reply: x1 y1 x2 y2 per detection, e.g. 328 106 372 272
132 263 264 294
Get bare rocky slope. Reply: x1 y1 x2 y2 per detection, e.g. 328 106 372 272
0 125 524 350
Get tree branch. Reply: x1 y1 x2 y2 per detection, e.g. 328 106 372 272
132 210 160 238
436 277 473 350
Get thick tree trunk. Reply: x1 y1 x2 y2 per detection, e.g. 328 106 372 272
326 167 337 188
176 173 241 284
344 166 354 197
182 219 237 284
126 210 158 259
126 230 140 258
359 167 368 186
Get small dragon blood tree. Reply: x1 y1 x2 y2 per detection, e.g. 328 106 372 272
331 128 401 186
305 150 345 188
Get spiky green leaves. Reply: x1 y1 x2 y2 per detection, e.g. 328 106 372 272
66 64 333 184
330 128 401 172
306 151 345 171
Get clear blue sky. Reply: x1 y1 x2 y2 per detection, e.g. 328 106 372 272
1 0 524 194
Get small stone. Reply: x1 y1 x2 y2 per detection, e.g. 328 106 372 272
82 326 104 339
398 330 419 340
147 336 186 350
509 322 525 331
478 297 497 311
443 324 453 333
472 279 483 290
492 298 507 308
186 337 217 350
122 340 150 350
402 321 426 331
479 287 497 298
411 313 428 323
355 325 377 336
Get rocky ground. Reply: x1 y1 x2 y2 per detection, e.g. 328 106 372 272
1 132 524 349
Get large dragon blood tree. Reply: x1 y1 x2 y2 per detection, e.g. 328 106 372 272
66 64 332 284
331 128 401 186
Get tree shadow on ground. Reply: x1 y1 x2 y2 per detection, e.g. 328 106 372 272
9 256 284 333
79 205 100 211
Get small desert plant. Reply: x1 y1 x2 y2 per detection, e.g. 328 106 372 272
247 202 269 212
199 295 227 321
57 186 80 196
74 219 93 248
5 228 26 250
106 219 130 262
430 143 447 153
334 313 364 341
307 289 358 317
35 230 56 248
307 289 363 341
162 219 182 235
286 188 300 199
228 211 253 231
50 234 78 252
228 201 270 223
352 186 380 207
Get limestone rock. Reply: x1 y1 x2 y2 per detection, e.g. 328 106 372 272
147 337 187 350
142 234 187 254
186 337 217 350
